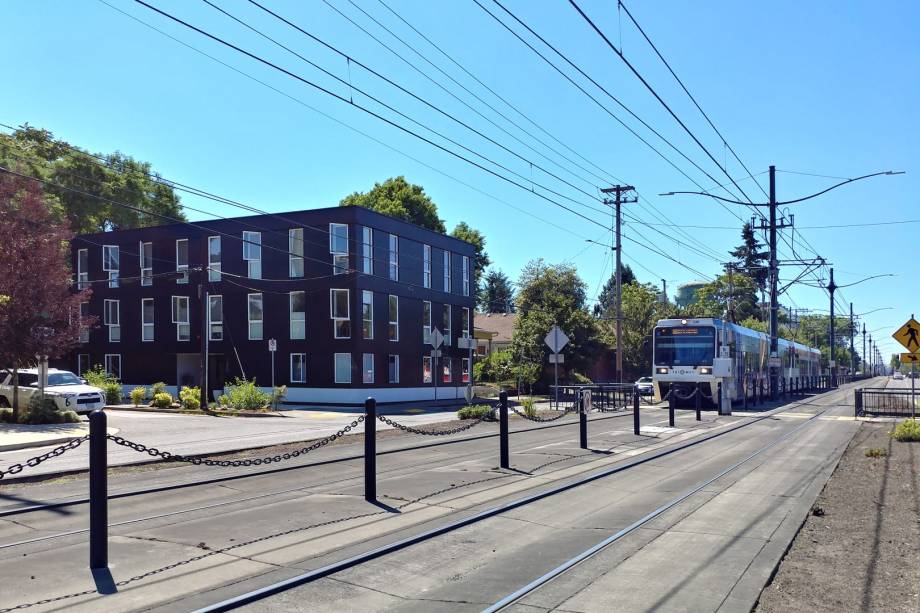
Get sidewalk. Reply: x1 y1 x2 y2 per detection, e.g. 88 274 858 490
0 422 121 452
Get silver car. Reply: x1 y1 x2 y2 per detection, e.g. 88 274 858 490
635 376 654 396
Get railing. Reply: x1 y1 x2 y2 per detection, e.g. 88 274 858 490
855 388 918 418
550 384 634 412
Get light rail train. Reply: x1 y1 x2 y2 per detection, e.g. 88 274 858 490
652 317 821 406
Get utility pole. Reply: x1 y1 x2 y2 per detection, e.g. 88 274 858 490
661 279 667 305
849 303 855 377
828 268 837 387
601 185 637 384
862 323 867 375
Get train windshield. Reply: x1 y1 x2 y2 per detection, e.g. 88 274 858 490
654 326 715 366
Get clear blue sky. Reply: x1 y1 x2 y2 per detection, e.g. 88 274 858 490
3 0 917 358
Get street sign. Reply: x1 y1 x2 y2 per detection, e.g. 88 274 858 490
893 318 920 352
549 353 564 364
544 326 570 354
429 327 444 349
268 339 277 352
430 349 442 358
457 336 473 349
901 353 920 364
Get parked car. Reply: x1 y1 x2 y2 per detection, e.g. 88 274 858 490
635 376 655 396
893 372 905 380
0 368 105 414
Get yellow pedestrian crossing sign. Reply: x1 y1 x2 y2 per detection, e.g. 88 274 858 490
893 318 920 352
901 353 920 364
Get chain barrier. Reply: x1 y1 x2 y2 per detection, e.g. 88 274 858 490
377 413 489 436
670 387 700 402
644 389 673 406
107 416 366 468
508 404 572 422
0 435 89 481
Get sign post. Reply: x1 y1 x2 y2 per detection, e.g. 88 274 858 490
268 339 277 408
544 325 570 411
893 316 920 418
429 328 444 402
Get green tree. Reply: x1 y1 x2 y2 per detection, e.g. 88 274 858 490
598 282 671 379
0 126 185 234
478 268 514 313
727 222 769 294
593 264 637 316
339 176 445 232
693 272 760 322
510 260 602 388
450 221 491 287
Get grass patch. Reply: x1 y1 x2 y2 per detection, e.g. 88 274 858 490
891 419 920 442
864 447 888 458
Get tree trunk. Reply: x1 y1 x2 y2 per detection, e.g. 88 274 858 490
11 363 19 421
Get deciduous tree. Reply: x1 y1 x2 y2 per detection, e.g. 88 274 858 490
339 176 445 232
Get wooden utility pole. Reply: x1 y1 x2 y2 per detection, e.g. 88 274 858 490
601 185 637 384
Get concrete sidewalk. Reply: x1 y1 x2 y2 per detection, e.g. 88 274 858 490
0 423 120 452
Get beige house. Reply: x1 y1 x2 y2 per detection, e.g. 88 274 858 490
474 312 517 356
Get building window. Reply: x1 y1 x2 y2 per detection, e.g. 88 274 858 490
462 255 470 296
443 250 451 292
172 296 190 341
289 228 304 277
388 294 399 341
423 356 433 384
423 244 431 288
290 291 305 340
330 223 348 274
248 293 263 340
78 354 90 376
104 299 120 342
462 358 471 383
77 248 89 290
334 353 351 384
442 357 452 383
141 298 154 342
462 307 471 340
388 355 399 383
208 236 221 282
103 245 119 288
140 242 153 286
362 290 374 339
442 304 452 347
243 231 262 279
79 302 90 343
363 353 374 384
104 354 121 380
176 239 189 284
388 234 399 281
361 227 373 274
209 295 223 341
290 353 306 383
331 289 351 339
422 301 432 344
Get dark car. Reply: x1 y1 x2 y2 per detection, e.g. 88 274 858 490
635 376 654 396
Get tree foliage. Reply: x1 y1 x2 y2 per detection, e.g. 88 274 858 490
692 272 761 322
0 174 93 417
728 222 769 294
449 221 490 286
478 268 514 313
0 125 185 234
340 176 445 232
593 264 637 316
598 281 672 379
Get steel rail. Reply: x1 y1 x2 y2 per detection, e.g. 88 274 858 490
191 386 849 612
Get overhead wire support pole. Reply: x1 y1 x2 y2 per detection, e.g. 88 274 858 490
602 185 637 384
828 268 837 387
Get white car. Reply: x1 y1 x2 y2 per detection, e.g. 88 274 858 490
0 368 105 414
893 372 905 380
635 376 655 396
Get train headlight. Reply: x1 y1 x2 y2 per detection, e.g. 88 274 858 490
657 367 668 374
700 367 712 375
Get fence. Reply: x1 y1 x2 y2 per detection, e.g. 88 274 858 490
550 384 634 412
855 388 918 418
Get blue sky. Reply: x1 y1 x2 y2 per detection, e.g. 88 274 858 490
3 0 917 358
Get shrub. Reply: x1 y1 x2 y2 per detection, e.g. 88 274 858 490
19 395 76 424
865 447 888 458
891 419 920 442
83 365 122 404
458 405 494 420
60 410 80 423
225 378 271 411
101 381 123 405
217 394 230 408
271 385 287 409
152 392 173 408
82 365 108 388
130 387 147 407
151 382 168 397
179 386 201 411
521 396 536 418
0 408 13 423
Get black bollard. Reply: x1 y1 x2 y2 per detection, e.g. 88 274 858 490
633 387 640 436
668 390 676 428
499 391 509 469
364 397 376 502
89 410 107 570
695 383 702 421
578 391 588 449
717 381 723 414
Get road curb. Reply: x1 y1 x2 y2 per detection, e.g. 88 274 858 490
0 434 84 453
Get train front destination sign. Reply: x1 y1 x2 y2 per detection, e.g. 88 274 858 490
892 318 920 352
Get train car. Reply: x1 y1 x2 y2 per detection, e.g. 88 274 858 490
651 317 821 407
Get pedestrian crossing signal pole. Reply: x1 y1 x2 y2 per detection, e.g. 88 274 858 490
601 185 637 384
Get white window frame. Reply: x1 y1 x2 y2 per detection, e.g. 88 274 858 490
176 239 189 284
462 358 471 384
209 295 223 341
442 304 452 347
388 354 400 384
103 245 119 288
442 357 452 384
104 299 120 342
208 236 221 282
330 223 348 275
141 298 154 342
423 244 431 288
290 353 306 383
140 242 153 286
77 248 89 290
361 226 373 274
290 291 306 340
388 234 399 281
289 228 304 278
247 293 263 340
363 353 374 384
362 290 374 339
388 294 399 342
104 354 121 381
334 352 352 384
422 300 432 344
78 354 90 376
462 255 470 296
443 250 451 293
462 307 471 340
172 295 190 342
79 302 90 344
423 356 433 384
330 288 351 339
243 231 262 279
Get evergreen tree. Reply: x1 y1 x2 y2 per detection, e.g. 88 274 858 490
593 264 637 317
727 223 769 294
478 268 515 313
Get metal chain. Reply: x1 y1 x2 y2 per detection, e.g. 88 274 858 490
0 435 89 481
671 387 700 401
376 413 488 436
508 404 572 422
106 416 365 468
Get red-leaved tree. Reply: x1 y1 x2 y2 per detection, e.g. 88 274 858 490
0 172 94 418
